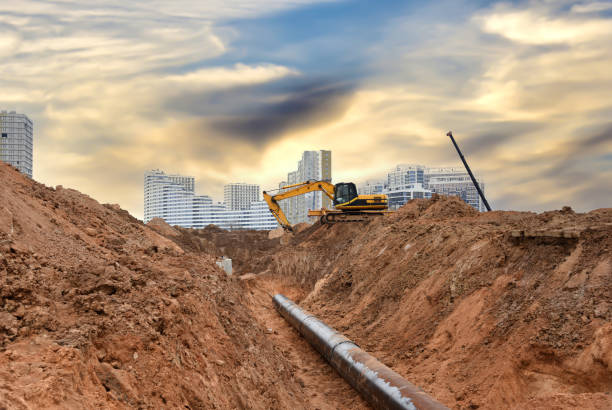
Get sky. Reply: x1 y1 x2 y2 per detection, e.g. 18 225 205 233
1 0 611 219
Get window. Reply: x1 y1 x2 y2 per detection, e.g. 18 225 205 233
1 133 6 138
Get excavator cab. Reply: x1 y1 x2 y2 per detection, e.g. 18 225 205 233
333 183 358 206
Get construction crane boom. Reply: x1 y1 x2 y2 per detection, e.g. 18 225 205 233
447 131 492 212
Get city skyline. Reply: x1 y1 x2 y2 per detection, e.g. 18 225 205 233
144 169 277 230
1 1 611 219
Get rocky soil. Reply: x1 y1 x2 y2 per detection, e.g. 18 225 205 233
0 162 308 409
1 159 610 410
231 196 612 409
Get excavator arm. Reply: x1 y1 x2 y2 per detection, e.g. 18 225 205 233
263 180 335 232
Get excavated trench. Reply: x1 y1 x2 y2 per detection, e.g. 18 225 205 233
223 197 611 410
241 274 369 409
1 162 610 410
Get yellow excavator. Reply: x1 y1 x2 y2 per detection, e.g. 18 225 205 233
263 180 388 231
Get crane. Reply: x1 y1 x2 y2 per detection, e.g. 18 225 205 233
263 180 388 232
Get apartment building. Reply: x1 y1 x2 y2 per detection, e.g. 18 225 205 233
425 167 485 211
224 183 260 211
144 170 197 226
387 164 425 188
0 110 33 178
144 170 277 230
358 164 485 211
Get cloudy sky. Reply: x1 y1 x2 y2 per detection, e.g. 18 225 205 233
1 0 611 218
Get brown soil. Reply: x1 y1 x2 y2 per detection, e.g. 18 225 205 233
148 222 280 274
0 162 309 409
1 159 610 410
235 195 612 409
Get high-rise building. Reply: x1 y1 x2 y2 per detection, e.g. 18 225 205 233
319 150 332 210
224 183 260 210
385 184 432 210
387 164 425 189
278 150 332 225
383 164 431 209
144 170 198 226
0 110 33 178
144 170 277 230
424 167 485 211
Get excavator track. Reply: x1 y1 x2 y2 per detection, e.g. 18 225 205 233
320 211 385 225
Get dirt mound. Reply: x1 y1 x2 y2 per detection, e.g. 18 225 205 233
0 162 307 409
420 194 479 219
268 227 285 239
388 195 478 221
147 217 181 237
243 197 612 409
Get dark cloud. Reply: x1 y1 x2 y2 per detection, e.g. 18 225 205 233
459 120 544 155
542 123 612 177
166 77 355 145
580 123 612 149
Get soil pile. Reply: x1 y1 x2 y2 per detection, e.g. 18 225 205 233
0 162 307 409
243 195 611 409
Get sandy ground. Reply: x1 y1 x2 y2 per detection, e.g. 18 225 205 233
0 162 308 409
1 159 610 409
227 196 612 410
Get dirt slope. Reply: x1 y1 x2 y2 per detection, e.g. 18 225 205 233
240 276 368 410
0 162 310 409
240 195 611 409
5 156 607 410
148 222 279 274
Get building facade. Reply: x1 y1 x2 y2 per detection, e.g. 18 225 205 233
358 179 386 195
144 170 277 230
358 164 485 211
387 164 425 188
144 170 197 226
224 183 260 210
424 167 485 211
278 150 332 225
0 110 33 178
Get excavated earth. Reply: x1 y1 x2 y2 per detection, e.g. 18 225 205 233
234 196 612 409
0 163 310 409
1 160 610 409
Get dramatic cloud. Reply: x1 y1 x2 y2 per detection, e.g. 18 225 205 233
0 0 610 217
207 79 354 144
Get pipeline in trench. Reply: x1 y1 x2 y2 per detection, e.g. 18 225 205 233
273 294 449 410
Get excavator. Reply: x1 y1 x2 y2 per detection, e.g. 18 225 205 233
263 180 388 231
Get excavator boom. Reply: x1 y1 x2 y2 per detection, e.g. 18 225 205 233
263 180 335 231
264 180 388 231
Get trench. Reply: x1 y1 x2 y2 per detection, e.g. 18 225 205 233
242 274 370 410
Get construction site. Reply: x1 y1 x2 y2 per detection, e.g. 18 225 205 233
0 159 610 409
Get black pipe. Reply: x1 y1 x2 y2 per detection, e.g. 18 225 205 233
273 294 449 410
446 131 492 212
